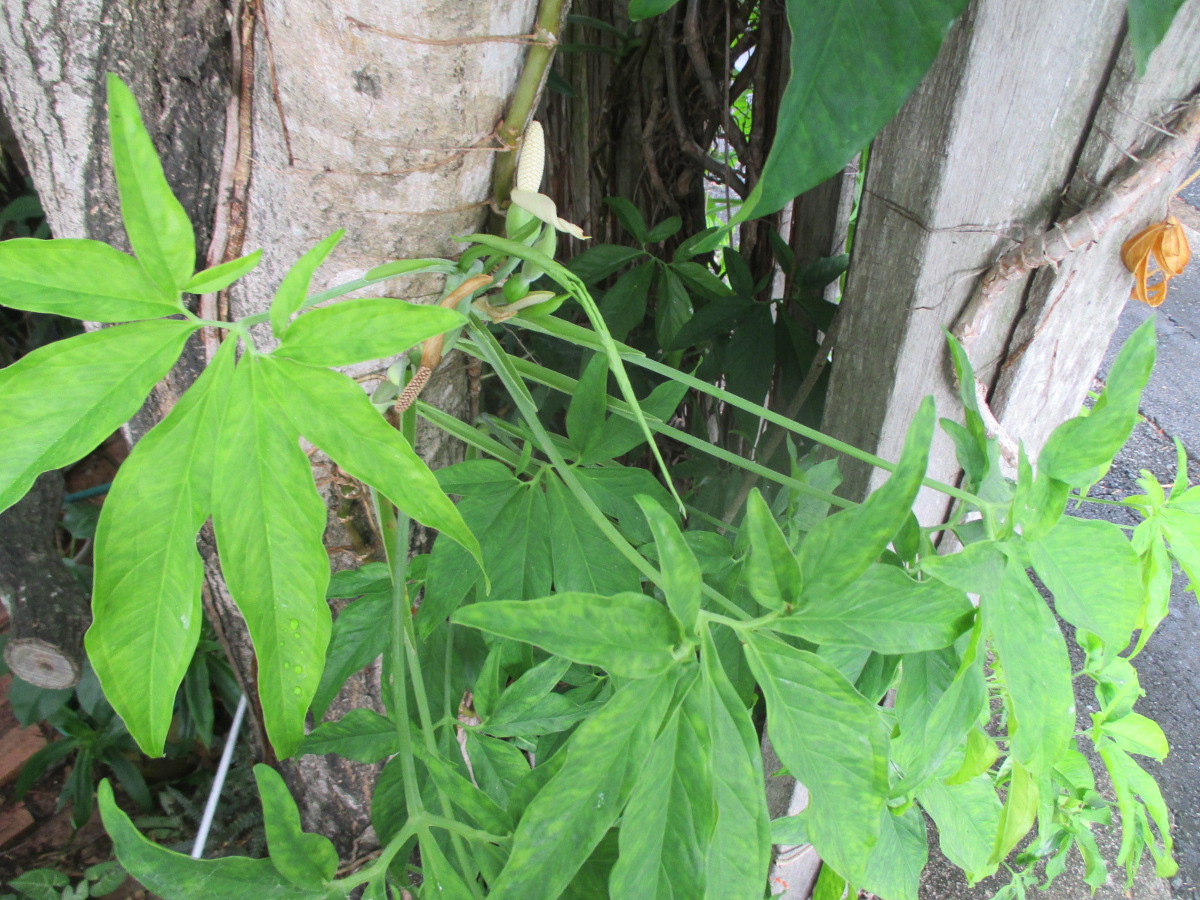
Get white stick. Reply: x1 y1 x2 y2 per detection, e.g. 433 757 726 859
190 693 249 859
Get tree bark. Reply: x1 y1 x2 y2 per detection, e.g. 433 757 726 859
0 0 536 853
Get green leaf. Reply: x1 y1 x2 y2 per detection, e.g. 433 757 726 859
735 0 967 221
699 631 771 897
84 860 127 894
311 589 391 720
0 238 181 320
566 353 609 457
269 231 344 338
603 197 650 244
861 805 927 900
87 338 234 756
597 261 655 341
414 744 514 835
580 376 689 465
485 676 675 900
743 488 802 612
798 397 934 606
628 0 681 20
184 250 263 294
99 782 333 899
453 592 681 678
775 563 974 653
547 476 641 597
0 319 194 515
1100 713 1169 761
918 775 1001 882
1040 318 1155 486
1029 516 1143 656
259 357 482 569
274 298 464 367
212 357 332 758
984 556 1073 775
418 836 477 900
567 244 646 283
991 762 1038 863
7 868 69 900
1100 740 1176 877
1127 0 1187 75
610 691 713 900
481 481 551 600
298 708 400 763
743 632 888 884
654 266 693 350
253 764 339 885
576 467 674 544
635 496 701 631
106 74 196 293
482 656 598 738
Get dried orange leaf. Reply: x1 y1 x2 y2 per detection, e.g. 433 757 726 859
1158 216 1191 277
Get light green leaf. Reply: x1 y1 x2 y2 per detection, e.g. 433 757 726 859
1127 0 1187 75
212 357 331 757
1100 740 1176 876
862 805 927 900
776 563 973 653
311 587 390 720
636 495 701 631
610 689 713 900
453 592 681 678
991 762 1038 863
185 250 263 294
918 775 1001 882
486 676 675 900
921 540 1004 593
547 476 641 596
985 556 1073 775
0 318 194 515
1161 507 1200 591
87 337 235 756
253 764 339 885
98 781 333 899
482 656 599 738
1030 516 1143 656
269 231 344 338
106 74 195 293
798 397 934 606
417 831 478 900
274 298 464 366
415 746 515 836
566 352 609 457
1041 318 1155 486
1100 713 1169 761
259 356 481 569
744 488 802 612
0 238 180 320
576 466 673 544
483 481 551 600
699 631 771 898
628 0 681 20
736 0 967 221
743 632 888 884
298 708 400 763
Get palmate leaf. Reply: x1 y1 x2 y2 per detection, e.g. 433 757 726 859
485 675 675 900
259 356 482 569
212 357 332 758
0 318 195 515
735 0 968 222
106 74 196 293
0 238 182 321
743 632 889 885
88 338 235 756
546 475 640 596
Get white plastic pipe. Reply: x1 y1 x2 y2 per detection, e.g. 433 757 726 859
190 693 249 859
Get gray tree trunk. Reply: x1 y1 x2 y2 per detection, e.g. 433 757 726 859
0 0 536 853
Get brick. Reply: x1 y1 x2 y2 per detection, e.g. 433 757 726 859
0 726 46 787
0 803 34 848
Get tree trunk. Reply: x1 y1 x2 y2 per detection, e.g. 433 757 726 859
0 0 536 852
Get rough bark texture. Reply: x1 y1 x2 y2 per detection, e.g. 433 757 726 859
0 471 89 689
1 0 536 853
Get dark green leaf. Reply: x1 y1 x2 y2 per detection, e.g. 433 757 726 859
0 319 194 515
604 197 649 244
546 476 641 596
311 590 391 720
775 563 974 653
416 835 476 900
654 267 693 350
99 781 332 899
798 398 934 605
628 0 682 20
482 656 598 738
576 467 674 543
566 353 609 456
87 336 235 755
1041 318 1155 486
414 745 513 835
567 244 646 283
1030 516 1143 656
269 231 343 338
744 633 888 884
254 764 339 884
7 868 69 900
299 709 400 763
581 378 689 464
106 74 195 292
485 676 675 900
1127 0 1187 76
647 216 682 243
635 495 701 631
260 357 481 569
0 239 180 320
453 592 681 678
184 250 263 294
597 261 655 341
275 298 464 367
735 0 967 221
212 358 331 758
